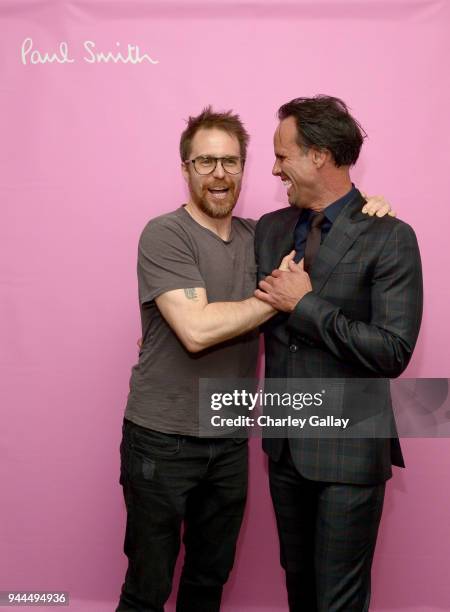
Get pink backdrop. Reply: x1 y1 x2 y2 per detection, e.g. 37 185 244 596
1 1 449 610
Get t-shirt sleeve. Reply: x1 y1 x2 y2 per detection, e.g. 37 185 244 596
137 219 206 304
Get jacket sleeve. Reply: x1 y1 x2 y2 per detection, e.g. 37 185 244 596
287 222 423 377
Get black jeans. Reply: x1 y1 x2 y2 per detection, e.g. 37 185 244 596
116 419 248 612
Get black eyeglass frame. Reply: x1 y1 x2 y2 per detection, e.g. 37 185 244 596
184 155 245 175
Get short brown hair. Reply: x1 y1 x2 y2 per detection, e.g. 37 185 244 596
278 95 366 167
180 106 249 162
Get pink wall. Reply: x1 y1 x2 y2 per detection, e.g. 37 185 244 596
1 1 449 610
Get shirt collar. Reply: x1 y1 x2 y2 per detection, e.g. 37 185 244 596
323 184 357 224
296 184 358 228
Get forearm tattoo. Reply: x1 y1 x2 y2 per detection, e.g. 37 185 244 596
184 288 199 301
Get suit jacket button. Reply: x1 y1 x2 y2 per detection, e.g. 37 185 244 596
289 344 298 353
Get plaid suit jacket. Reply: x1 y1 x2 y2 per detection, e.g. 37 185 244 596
255 190 423 484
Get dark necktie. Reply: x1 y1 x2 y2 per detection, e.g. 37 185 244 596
304 212 325 273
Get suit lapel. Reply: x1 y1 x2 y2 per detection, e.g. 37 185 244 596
310 191 372 294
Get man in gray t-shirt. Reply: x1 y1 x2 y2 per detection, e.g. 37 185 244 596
116 108 277 612
124 207 259 437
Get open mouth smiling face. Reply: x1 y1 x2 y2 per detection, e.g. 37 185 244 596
183 128 243 219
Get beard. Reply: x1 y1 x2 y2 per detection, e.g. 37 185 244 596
190 183 239 219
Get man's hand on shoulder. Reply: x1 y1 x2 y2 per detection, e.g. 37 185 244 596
361 193 396 217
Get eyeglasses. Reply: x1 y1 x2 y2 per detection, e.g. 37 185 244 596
184 155 244 175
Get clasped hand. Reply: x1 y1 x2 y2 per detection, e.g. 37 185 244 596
254 250 312 312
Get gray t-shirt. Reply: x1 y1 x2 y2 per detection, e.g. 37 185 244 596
124 206 259 436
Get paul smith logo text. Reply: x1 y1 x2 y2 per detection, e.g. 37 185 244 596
21 38 159 65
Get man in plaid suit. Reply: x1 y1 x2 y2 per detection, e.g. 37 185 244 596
254 96 423 611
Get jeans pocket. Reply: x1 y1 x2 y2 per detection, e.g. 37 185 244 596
120 430 178 486
131 427 181 457
122 445 157 483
